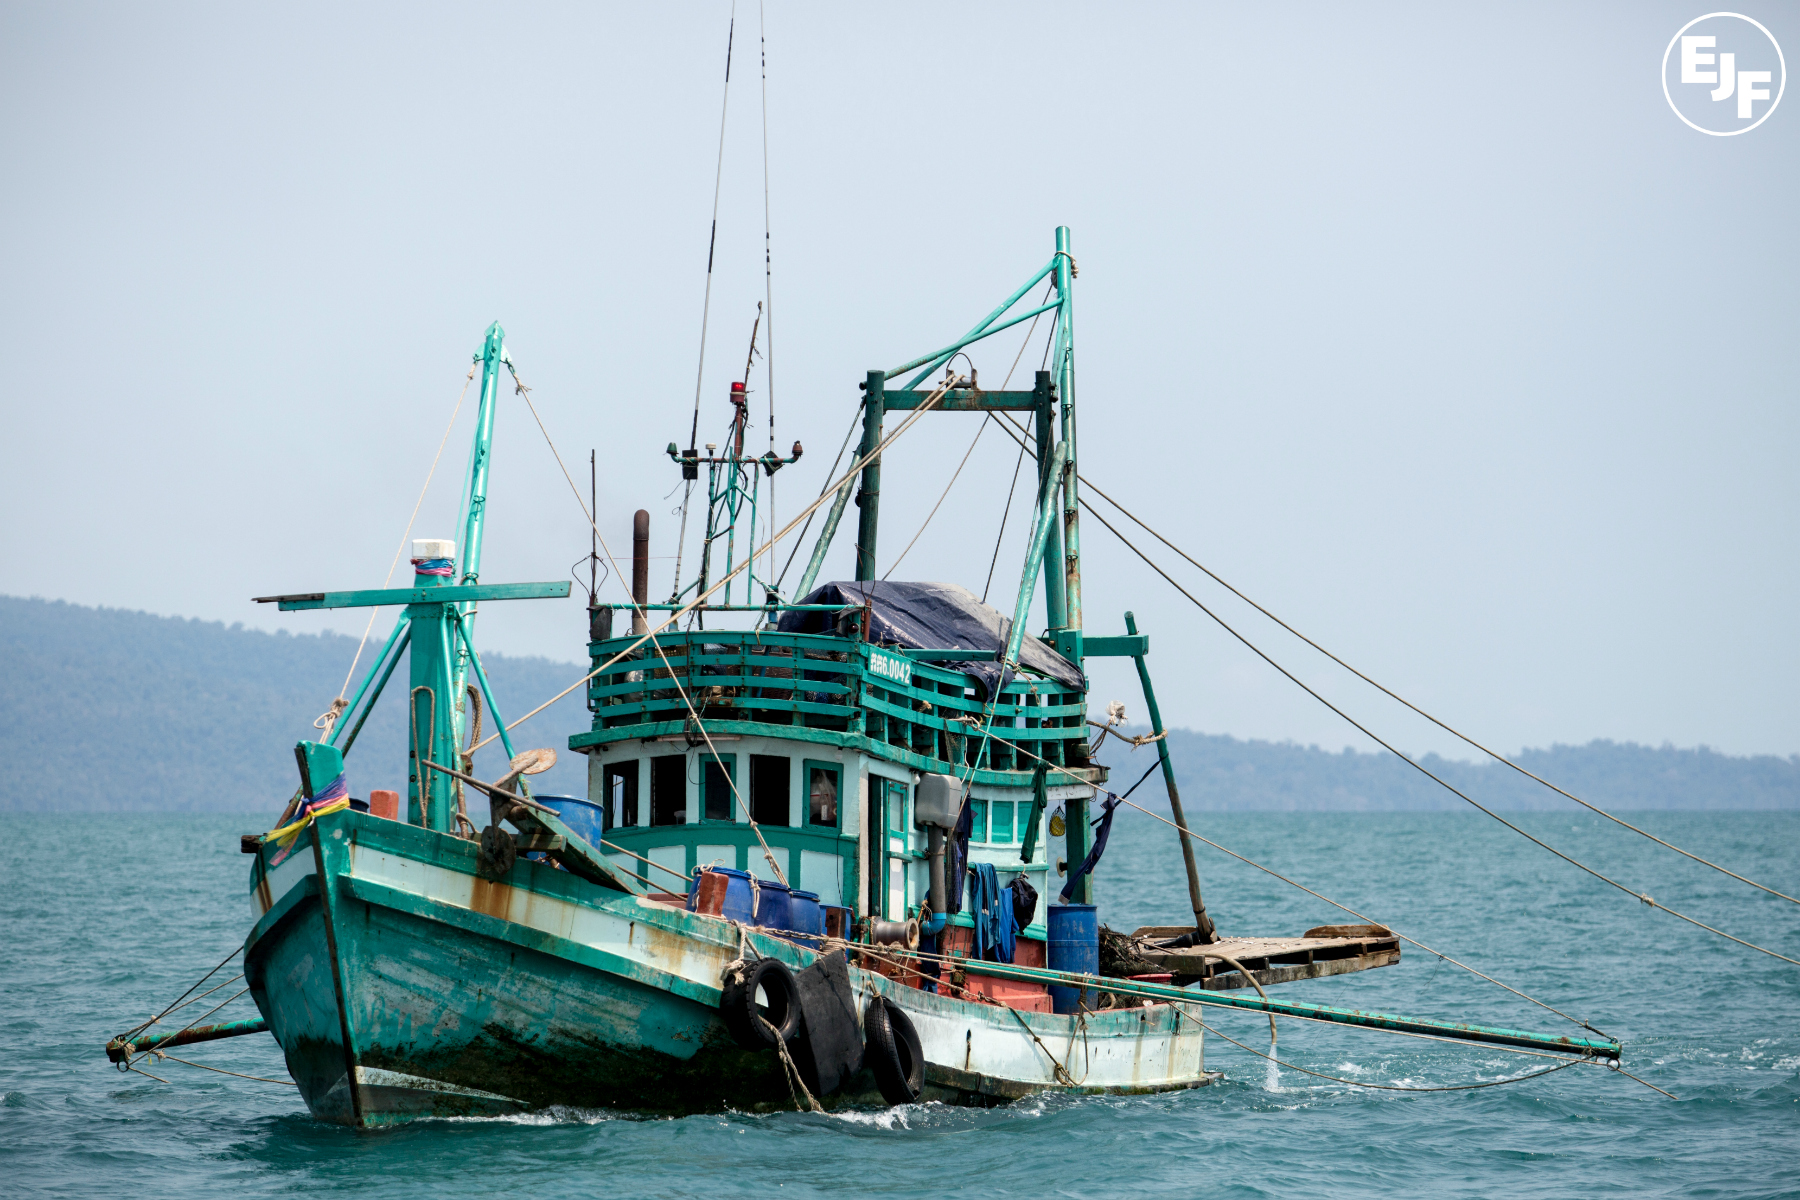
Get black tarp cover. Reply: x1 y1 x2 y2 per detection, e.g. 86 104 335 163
775 580 1086 694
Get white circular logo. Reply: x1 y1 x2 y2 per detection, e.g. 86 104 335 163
1663 13 1785 135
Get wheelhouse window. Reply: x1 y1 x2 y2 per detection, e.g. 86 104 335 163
702 754 736 822
650 755 686 826
751 755 790 826
603 761 638 829
991 800 1016 844
807 762 840 828
969 797 988 843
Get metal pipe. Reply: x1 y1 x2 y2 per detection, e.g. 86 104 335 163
336 623 412 756
927 826 946 916
793 476 855 601
631 509 651 635
1126 610 1215 941
853 370 885 582
1052 226 1082 645
1034 369 1066 632
106 1018 270 1062
887 298 1061 386
894 957 1622 1059
450 609 519 765
1003 439 1070 671
328 614 411 749
891 258 1057 385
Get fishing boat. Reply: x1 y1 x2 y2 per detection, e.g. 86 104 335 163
104 227 1624 1125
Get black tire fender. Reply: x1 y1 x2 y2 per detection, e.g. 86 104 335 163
719 957 802 1050
863 995 924 1105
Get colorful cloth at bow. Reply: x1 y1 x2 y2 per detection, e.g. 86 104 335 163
265 773 350 865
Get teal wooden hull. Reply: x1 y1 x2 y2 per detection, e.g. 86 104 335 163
244 807 1213 1126
245 809 803 1124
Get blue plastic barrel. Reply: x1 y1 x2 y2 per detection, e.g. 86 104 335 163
1046 903 1099 1014
752 878 792 932
788 889 823 938
822 905 854 960
534 795 606 850
687 866 755 924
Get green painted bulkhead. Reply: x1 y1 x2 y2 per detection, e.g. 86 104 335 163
568 628 1107 926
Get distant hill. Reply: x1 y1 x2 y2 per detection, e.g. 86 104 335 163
0 595 592 813
1093 728 1800 812
3 594 1795 813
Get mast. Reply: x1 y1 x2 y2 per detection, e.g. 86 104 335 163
449 321 510 758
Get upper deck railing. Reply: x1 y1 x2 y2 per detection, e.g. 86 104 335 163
571 626 1094 786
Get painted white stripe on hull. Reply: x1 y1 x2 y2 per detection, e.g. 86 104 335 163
347 845 1209 1093
251 852 316 919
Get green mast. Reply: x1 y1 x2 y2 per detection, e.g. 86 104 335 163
261 321 571 834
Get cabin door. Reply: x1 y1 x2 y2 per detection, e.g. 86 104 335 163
866 776 909 920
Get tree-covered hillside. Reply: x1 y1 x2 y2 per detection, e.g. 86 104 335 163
1 595 592 813
4 595 1795 813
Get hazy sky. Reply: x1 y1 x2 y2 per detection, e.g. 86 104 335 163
3 3 1795 760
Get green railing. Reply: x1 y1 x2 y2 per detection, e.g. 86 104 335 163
575 629 1091 782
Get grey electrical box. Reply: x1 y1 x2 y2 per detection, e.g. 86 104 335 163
913 773 962 829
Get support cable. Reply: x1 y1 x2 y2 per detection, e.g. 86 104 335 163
978 717 1606 1031
1076 492 1800 967
1074 469 1800 909
674 3 739 603
476 378 952 749
758 0 777 587
986 413 1800 949
319 364 477 737
507 365 952 884
774 400 864 591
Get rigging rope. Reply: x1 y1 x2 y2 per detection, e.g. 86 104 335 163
775 399 864 591
477 378 957 749
1071 469 1800 909
673 4 739 604
881 415 984 580
320 363 477 736
503 366 955 884
758 0 777 587
1077 494 1800 967
985 413 1800 963
984 723 1606 1032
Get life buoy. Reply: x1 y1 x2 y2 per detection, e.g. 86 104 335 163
863 995 924 1105
719 957 802 1050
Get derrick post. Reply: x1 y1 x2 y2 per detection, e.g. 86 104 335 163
407 570 460 832
1126 611 1215 941
1034 369 1067 633
854 370 885 581
1052 226 1082 660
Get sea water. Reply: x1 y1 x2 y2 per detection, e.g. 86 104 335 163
2 810 1796 1198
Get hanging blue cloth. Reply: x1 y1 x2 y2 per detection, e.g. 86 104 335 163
1059 792 1122 903
969 862 1018 963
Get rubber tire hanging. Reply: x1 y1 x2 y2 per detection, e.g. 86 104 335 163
863 995 924 1105
719 958 802 1051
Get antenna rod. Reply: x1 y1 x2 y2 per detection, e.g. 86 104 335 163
589 449 598 606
